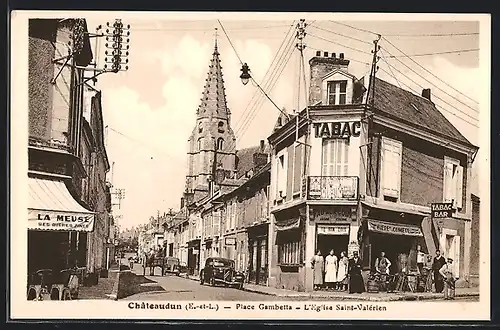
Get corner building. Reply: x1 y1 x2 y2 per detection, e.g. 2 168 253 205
268 51 478 292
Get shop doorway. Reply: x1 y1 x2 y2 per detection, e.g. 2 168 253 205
316 234 349 260
369 232 416 274
249 237 268 285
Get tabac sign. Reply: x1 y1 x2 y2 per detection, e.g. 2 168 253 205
28 209 95 232
313 121 361 139
431 202 455 219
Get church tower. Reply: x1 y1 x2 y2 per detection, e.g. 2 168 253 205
185 32 237 202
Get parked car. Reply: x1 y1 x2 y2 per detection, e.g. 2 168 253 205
200 257 244 290
164 257 181 276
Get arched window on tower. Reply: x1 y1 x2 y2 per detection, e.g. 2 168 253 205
198 138 203 151
218 121 225 133
198 122 203 133
217 138 224 151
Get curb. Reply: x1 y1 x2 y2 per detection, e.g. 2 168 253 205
184 274 478 301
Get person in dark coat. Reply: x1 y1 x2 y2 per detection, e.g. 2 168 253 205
348 251 365 294
432 250 447 293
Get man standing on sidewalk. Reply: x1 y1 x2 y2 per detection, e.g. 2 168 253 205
432 250 446 293
439 257 457 300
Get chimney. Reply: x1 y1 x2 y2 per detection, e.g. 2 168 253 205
308 51 351 105
422 88 431 101
260 139 265 152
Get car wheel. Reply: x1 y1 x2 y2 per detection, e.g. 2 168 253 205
238 282 244 290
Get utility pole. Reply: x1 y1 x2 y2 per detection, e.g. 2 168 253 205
365 34 382 196
367 34 381 107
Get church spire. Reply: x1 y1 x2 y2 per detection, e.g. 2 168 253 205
196 28 230 121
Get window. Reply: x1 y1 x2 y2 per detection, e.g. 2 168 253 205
218 121 225 133
278 241 301 265
293 143 303 194
321 139 349 176
198 122 203 133
444 157 464 209
197 138 203 151
225 203 231 231
217 138 224 151
380 137 402 200
276 154 286 198
327 80 347 105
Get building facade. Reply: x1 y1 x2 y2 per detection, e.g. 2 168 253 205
27 18 113 285
267 50 478 292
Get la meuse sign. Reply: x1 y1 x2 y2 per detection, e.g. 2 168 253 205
313 121 361 139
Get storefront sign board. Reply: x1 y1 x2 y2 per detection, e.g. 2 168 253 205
28 209 95 232
367 219 423 237
348 242 360 259
431 202 454 218
313 121 362 139
317 224 349 235
225 237 236 245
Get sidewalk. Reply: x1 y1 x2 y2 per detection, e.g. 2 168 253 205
184 274 479 301
78 268 119 300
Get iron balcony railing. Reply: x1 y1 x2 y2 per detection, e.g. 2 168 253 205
307 176 359 201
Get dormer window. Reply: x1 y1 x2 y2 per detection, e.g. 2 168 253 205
327 80 347 105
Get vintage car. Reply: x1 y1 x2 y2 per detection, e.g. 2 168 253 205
200 257 244 289
164 257 181 276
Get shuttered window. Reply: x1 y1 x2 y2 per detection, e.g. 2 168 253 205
293 143 303 194
321 139 349 176
381 137 402 199
443 157 464 209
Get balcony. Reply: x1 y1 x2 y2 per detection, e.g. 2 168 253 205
307 176 359 201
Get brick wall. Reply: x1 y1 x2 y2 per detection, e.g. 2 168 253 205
470 195 480 285
28 25 56 139
366 125 468 210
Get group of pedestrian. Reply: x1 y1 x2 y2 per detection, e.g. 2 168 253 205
311 248 458 299
432 249 457 300
311 249 364 293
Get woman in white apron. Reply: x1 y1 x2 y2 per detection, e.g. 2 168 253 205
324 250 338 290
336 251 349 291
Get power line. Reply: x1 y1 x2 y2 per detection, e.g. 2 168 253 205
381 37 479 106
380 46 480 117
215 22 298 167
329 21 380 37
217 20 292 123
385 48 479 58
377 65 478 128
131 24 294 32
309 24 373 45
308 33 371 55
384 32 479 37
106 126 186 167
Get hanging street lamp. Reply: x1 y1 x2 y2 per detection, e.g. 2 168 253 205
240 63 251 85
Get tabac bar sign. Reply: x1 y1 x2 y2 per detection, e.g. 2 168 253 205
313 121 361 139
431 202 454 218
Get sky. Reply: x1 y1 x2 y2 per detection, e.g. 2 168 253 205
80 15 484 230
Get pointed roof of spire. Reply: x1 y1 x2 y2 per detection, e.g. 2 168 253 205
196 29 229 120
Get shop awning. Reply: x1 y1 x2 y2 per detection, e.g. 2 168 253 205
367 219 423 237
28 177 95 232
275 217 300 231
